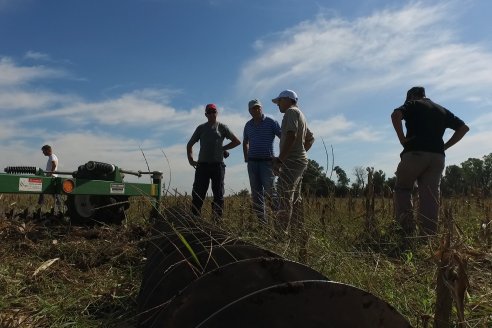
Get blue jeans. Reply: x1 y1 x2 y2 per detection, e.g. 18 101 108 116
247 160 276 223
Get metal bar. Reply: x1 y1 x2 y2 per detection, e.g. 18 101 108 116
120 169 142 177
151 171 163 209
43 171 75 176
0 173 160 198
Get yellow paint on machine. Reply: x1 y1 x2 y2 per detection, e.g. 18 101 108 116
150 184 157 196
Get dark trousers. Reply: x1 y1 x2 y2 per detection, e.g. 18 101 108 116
191 162 225 218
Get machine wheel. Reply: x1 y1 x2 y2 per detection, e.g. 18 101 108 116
66 195 129 225
66 195 97 224
99 196 130 225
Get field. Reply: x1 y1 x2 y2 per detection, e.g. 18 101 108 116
0 193 491 327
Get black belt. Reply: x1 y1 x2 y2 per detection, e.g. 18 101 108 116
197 162 223 165
248 158 273 162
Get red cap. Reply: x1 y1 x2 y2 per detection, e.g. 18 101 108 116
205 103 217 111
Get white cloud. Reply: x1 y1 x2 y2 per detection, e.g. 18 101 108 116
0 57 67 86
24 51 51 61
310 115 354 139
239 3 447 94
47 94 180 125
0 121 17 140
18 89 251 141
309 115 381 142
0 90 76 111
238 1 492 113
446 129 492 164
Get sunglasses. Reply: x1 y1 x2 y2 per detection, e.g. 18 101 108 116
206 110 217 115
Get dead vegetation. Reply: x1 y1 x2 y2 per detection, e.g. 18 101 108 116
0 194 491 327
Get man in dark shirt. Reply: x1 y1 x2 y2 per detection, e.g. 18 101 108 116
187 104 241 220
391 86 469 240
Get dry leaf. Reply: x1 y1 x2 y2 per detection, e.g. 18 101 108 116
33 258 60 277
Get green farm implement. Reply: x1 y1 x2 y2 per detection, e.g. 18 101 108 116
1 161 162 224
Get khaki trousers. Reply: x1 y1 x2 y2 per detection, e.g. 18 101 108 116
394 151 445 236
276 161 307 233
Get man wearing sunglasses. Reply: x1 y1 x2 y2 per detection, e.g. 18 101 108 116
187 103 241 221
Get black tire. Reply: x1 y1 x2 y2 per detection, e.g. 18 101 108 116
99 196 129 224
66 195 129 225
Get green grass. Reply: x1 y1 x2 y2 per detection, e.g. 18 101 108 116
0 194 491 327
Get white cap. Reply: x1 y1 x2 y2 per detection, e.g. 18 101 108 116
272 89 298 104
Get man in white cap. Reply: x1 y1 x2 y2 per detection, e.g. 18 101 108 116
271 90 314 235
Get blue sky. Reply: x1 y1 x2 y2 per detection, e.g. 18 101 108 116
1 0 492 194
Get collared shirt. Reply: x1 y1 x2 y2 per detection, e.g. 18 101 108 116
189 122 234 163
280 106 313 165
243 114 281 160
394 98 465 155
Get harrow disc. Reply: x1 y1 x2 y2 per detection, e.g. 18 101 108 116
155 258 328 327
137 207 412 328
137 244 278 326
196 280 412 328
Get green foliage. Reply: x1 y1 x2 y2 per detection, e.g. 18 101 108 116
441 152 492 196
441 165 466 196
333 165 350 196
303 152 492 198
235 188 250 197
372 169 387 195
301 159 335 197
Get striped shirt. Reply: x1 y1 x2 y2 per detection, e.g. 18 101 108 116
243 115 281 159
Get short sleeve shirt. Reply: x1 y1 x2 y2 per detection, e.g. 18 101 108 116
46 154 59 177
280 106 311 165
189 122 234 163
243 115 281 159
394 98 465 155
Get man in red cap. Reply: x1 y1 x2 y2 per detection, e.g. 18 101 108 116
187 104 241 220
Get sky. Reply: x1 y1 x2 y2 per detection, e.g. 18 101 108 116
1 0 492 195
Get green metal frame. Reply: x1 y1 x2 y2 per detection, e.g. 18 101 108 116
0 171 162 206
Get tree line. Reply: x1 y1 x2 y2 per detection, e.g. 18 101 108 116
301 152 492 198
